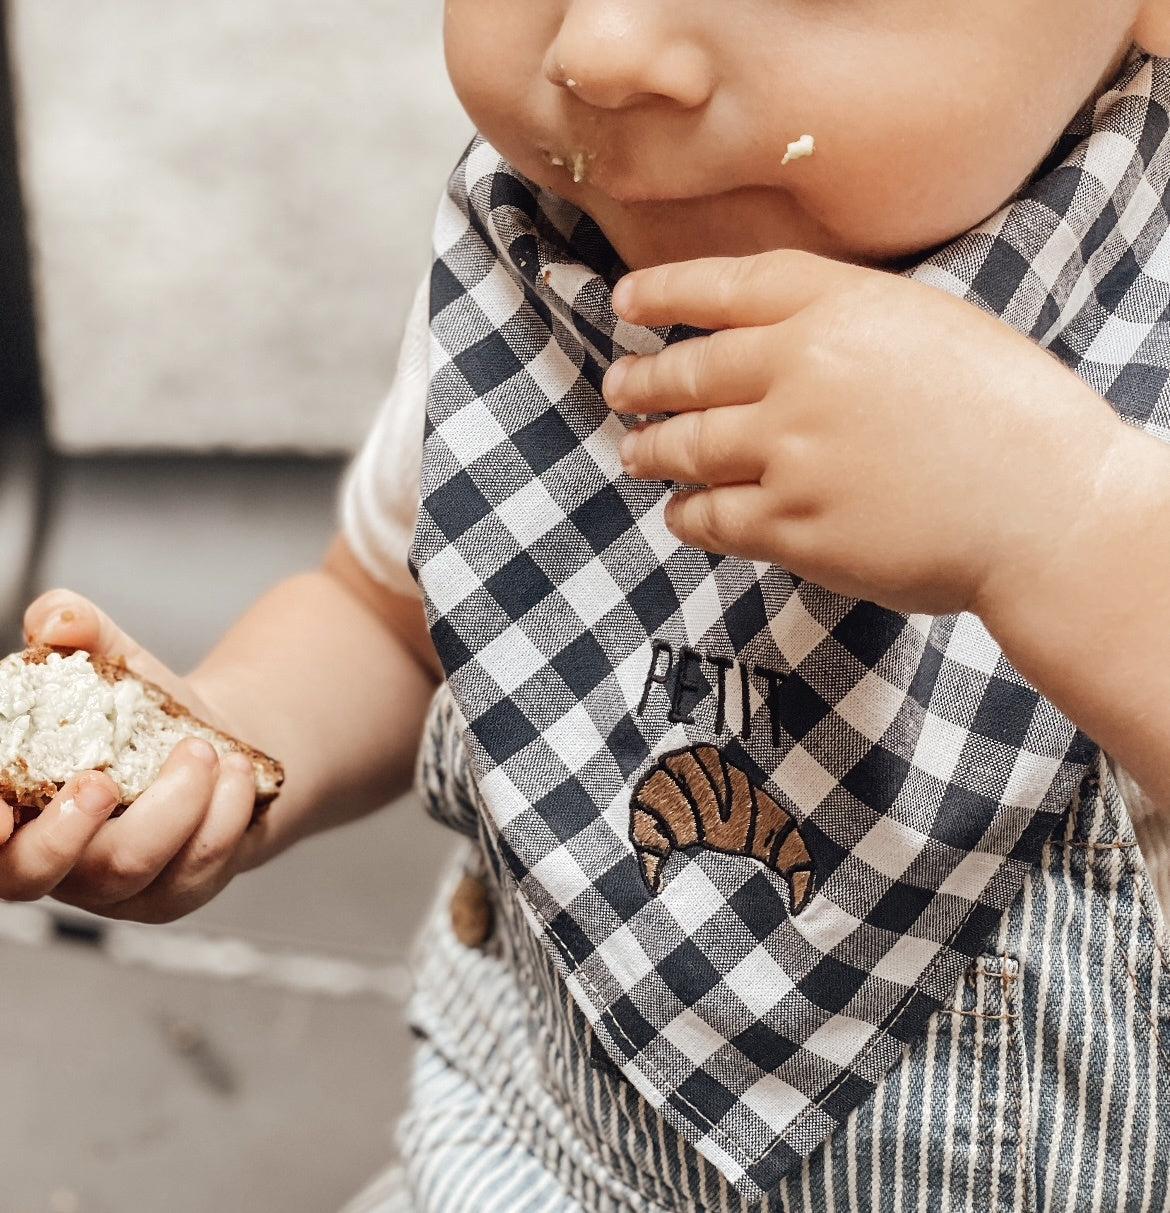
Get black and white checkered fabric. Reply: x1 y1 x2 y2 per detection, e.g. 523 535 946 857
410 52 1170 1201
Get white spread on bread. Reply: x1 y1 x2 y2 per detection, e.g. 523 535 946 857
0 649 247 802
0 650 149 775
781 134 815 166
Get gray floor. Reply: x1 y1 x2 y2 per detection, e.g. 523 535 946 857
1 456 455 1213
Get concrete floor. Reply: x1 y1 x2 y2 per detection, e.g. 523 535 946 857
1 456 455 1213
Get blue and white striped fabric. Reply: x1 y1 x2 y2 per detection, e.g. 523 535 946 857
341 698 1170 1212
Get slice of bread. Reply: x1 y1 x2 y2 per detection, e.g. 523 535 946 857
0 645 283 827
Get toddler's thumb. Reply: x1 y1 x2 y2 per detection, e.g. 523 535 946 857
23 589 178 693
25 588 114 652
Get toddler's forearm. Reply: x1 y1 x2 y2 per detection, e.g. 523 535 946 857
975 423 1170 812
187 537 440 868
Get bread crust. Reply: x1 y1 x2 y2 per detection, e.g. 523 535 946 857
0 645 283 827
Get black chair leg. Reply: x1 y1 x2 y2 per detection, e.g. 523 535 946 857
0 0 49 648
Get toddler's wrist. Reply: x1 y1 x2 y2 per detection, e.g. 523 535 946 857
973 418 1170 654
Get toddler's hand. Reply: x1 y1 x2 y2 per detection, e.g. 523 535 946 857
604 251 1123 616
0 591 269 922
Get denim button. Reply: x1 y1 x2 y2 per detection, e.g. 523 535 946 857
449 873 494 948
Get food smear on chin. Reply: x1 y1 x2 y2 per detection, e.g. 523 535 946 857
543 148 595 184
781 134 816 166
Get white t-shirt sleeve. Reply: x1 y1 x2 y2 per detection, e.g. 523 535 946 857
340 275 429 598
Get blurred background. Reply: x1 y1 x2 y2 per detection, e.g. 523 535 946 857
0 1 472 1208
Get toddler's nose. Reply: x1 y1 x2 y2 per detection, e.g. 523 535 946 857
543 1 713 111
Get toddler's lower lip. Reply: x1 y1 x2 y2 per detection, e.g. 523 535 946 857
538 145 777 207
539 147 713 201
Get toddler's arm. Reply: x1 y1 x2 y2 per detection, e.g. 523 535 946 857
0 534 440 921
185 533 441 848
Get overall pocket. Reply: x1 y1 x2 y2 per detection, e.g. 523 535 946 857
835 951 1033 1213
939 953 1031 1211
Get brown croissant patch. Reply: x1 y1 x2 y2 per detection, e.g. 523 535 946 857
630 745 815 914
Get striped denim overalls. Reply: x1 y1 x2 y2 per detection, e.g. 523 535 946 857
342 684 1170 1213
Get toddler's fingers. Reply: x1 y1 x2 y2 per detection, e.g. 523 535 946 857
612 250 851 330
604 327 774 415
663 484 780 562
73 750 261 923
144 752 258 908
619 405 767 486
0 772 120 902
24 589 106 650
23 589 190 703
58 737 220 906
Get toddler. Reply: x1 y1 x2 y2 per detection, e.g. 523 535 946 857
6 1 1170 1209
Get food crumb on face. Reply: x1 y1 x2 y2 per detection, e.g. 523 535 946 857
781 134 816 166
570 151 592 182
542 148 595 184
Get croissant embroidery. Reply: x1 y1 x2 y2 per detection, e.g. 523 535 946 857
630 745 816 914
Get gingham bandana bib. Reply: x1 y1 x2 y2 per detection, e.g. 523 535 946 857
411 51 1170 1201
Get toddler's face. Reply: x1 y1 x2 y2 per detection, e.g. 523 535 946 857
443 0 1145 269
